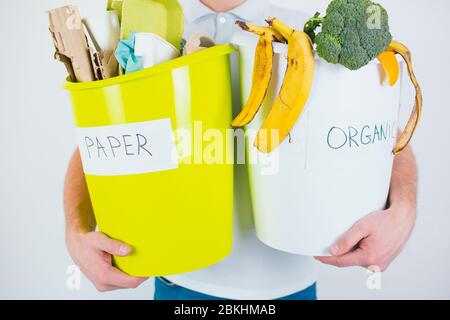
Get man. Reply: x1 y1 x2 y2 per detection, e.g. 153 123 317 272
64 0 417 300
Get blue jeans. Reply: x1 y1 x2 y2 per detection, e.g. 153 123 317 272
154 277 317 300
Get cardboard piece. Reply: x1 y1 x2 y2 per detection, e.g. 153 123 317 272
83 18 119 79
102 49 120 79
183 33 215 56
88 48 106 81
48 6 95 82
81 9 120 78
54 52 76 82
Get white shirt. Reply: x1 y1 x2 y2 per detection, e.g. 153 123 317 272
166 0 317 300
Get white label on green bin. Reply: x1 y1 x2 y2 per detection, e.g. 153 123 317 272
76 119 178 176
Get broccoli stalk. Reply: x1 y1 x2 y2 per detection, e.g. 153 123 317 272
303 0 392 70
304 12 324 42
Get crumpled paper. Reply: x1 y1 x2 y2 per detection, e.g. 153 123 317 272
114 32 143 74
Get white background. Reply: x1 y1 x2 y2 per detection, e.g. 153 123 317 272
0 0 449 299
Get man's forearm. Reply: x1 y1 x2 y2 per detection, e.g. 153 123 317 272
64 150 97 235
389 145 418 216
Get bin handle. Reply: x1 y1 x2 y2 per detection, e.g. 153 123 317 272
107 0 123 12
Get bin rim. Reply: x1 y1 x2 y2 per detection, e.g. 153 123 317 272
231 32 401 67
64 44 236 91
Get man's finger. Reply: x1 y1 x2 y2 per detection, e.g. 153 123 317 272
92 233 132 256
315 249 366 268
104 267 148 289
330 221 369 256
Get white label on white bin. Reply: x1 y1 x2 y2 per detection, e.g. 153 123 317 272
77 119 178 176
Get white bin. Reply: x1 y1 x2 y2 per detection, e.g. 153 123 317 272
233 33 403 256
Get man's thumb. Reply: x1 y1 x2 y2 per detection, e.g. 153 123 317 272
330 222 368 256
94 233 132 256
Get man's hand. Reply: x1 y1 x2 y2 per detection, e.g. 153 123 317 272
316 145 418 271
315 203 416 271
67 231 148 292
64 150 148 292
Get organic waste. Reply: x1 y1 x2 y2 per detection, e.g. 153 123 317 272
234 18 315 153
382 40 423 154
231 22 285 128
378 50 399 86
233 0 422 155
304 0 392 71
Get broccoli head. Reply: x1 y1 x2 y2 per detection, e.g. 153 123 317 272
305 0 392 70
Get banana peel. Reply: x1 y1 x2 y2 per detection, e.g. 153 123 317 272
378 51 400 86
385 40 423 155
232 22 285 128
254 18 315 153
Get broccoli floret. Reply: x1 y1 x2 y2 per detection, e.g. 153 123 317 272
314 33 341 64
304 0 392 70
